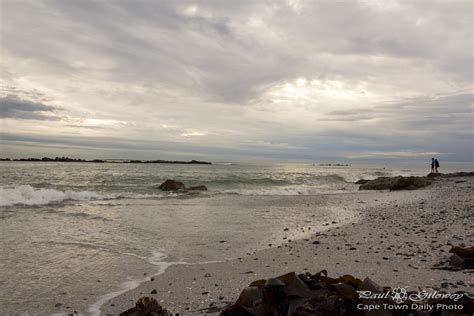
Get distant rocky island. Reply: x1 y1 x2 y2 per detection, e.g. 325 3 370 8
319 163 351 166
0 157 212 165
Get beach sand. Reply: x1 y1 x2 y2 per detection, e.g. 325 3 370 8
100 175 473 315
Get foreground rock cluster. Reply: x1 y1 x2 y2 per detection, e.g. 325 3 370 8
219 271 473 315
120 268 473 316
434 246 474 271
357 172 474 191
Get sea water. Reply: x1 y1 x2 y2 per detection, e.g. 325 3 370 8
0 161 469 314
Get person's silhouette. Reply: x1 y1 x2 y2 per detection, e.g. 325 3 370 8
431 158 435 173
434 158 440 173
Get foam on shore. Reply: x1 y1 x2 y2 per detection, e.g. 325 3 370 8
88 251 184 316
0 185 167 206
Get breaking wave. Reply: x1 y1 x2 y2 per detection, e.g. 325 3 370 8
0 185 163 207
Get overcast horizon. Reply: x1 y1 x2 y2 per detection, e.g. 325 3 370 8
1 0 473 163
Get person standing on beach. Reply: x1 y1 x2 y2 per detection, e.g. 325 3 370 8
435 158 440 173
431 158 435 173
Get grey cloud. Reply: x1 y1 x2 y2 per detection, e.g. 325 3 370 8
8 0 470 103
0 132 310 160
323 93 473 123
0 96 60 120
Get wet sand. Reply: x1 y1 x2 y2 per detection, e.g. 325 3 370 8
100 175 474 315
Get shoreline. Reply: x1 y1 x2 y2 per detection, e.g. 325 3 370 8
91 192 370 314
88 252 180 316
100 175 474 315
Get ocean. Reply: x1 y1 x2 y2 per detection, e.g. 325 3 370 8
0 161 469 314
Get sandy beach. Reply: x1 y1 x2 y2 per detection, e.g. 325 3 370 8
99 175 473 315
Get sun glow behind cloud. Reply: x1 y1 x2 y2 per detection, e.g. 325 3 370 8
181 132 206 137
266 78 375 103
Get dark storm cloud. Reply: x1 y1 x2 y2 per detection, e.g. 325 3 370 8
0 96 59 120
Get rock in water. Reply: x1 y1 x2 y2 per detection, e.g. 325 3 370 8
389 176 430 190
359 176 430 191
355 179 370 184
187 185 208 191
158 180 185 191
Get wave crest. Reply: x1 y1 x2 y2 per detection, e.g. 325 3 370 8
0 185 160 207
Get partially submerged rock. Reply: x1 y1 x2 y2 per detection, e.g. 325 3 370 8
188 185 208 191
354 179 370 184
158 180 186 192
158 180 208 192
359 176 430 191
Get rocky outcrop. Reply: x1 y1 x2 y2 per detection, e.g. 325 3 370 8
187 185 208 191
0 157 212 164
358 172 474 191
127 159 211 165
359 176 430 191
158 180 185 191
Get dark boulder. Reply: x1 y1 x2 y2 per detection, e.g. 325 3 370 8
355 179 370 184
359 176 430 191
187 185 208 191
158 180 185 192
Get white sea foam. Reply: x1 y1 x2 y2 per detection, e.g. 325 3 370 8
0 185 164 206
221 185 358 196
88 251 186 316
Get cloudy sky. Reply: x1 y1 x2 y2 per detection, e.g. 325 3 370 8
0 0 472 162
